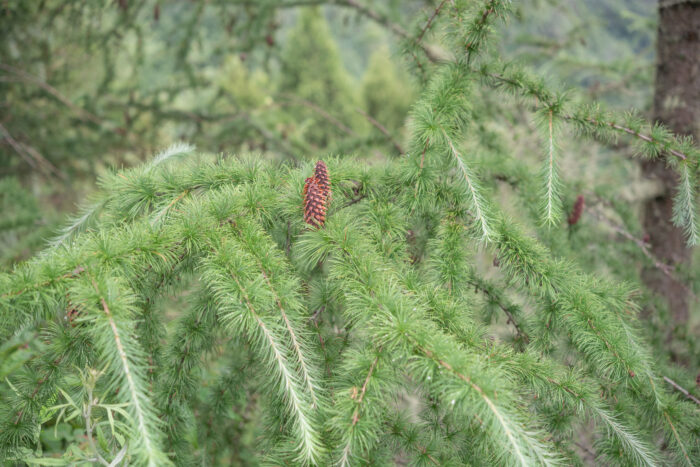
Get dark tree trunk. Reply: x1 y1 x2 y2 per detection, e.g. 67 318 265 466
641 1 699 326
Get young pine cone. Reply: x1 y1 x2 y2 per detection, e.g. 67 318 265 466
303 160 331 227
313 160 331 200
567 195 584 226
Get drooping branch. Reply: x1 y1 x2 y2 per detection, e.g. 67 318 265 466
481 68 697 162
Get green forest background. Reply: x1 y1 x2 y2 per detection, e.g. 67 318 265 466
2 0 699 464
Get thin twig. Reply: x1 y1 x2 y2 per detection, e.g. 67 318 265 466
281 94 357 137
334 193 367 212
587 202 697 301
663 376 700 406
335 0 442 62
351 350 381 426
417 0 448 43
355 108 405 154
587 118 687 161
0 122 65 179
574 441 597 460
0 63 103 125
467 279 530 344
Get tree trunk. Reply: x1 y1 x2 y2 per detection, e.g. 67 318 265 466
641 1 699 326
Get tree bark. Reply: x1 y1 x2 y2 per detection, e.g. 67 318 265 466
641 1 699 326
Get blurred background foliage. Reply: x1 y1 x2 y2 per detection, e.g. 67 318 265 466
0 0 657 263
2 0 699 463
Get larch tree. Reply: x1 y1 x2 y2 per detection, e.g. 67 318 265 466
0 1 699 466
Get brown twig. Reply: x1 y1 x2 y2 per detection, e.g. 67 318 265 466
417 0 448 43
335 0 442 62
467 279 530 344
280 94 357 137
351 350 381 426
586 118 687 161
337 193 366 211
0 122 65 179
587 318 635 378
355 108 405 154
663 376 700 406
587 202 697 301
0 63 103 125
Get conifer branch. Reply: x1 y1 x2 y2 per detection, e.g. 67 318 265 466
492 219 651 381
1 154 697 463
590 406 660 467
81 274 169 466
413 342 532 466
663 410 692 466
233 0 443 61
229 272 320 463
351 351 380 427
384 413 443 464
231 220 322 408
202 237 322 465
303 218 561 465
541 109 562 225
480 66 698 163
4 0 700 461
0 63 104 126
0 123 65 179
584 118 689 161
261 267 320 407
11 357 63 426
672 162 699 245
443 130 494 239
337 348 383 467
281 94 357 137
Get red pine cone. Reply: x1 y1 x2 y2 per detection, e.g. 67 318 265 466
567 195 585 226
303 176 313 199
303 161 331 227
304 178 327 227
314 160 331 200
